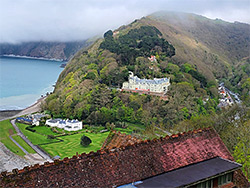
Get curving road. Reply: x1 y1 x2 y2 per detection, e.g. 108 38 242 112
10 119 53 162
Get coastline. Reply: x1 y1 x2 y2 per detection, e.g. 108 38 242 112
0 96 46 121
1 54 66 62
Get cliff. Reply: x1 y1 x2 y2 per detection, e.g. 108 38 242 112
0 41 91 61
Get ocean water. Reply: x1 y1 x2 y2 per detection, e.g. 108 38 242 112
0 56 64 110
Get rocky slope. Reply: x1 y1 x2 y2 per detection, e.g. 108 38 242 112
0 41 90 61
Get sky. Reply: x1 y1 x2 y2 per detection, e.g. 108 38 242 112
0 0 249 43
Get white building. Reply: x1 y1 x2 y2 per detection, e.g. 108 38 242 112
46 119 82 131
122 72 170 94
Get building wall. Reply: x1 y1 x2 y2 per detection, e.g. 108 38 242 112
122 73 170 94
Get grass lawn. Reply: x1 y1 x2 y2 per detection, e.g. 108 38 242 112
0 120 26 156
32 126 59 136
16 123 111 159
16 123 56 145
41 131 110 159
12 135 36 154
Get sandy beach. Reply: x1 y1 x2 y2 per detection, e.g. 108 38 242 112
0 97 46 121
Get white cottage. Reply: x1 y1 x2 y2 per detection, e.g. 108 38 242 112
122 72 170 94
46 119 82 131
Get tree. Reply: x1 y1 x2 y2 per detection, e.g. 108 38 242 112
80 135 92 147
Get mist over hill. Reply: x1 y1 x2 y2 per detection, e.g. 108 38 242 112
143 11 250 80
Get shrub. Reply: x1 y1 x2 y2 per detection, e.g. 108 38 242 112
80 135 92 147
47 135 56 139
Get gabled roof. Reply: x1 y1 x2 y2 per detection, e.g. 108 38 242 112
131 76 169 85
135 157 241 188
0 128 248 187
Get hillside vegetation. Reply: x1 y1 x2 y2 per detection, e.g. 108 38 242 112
43 11 250 178
44 11 250 126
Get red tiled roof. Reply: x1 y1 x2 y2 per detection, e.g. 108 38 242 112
0 127 248 187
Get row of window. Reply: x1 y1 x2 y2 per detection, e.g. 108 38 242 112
193 172 233 188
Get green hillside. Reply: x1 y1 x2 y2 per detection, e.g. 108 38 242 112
44 11 250 126
42 11 250 178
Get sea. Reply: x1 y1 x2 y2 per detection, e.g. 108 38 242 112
0 56 64 110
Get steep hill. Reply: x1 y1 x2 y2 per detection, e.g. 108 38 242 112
0 41 90 61
44 11 250 127
142 12 250 80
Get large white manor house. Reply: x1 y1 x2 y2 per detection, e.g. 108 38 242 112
122 72 170 95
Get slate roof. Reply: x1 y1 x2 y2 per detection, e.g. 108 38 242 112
16 117 32 122
131 76 169 85
135 157 241 188
0 128 249 187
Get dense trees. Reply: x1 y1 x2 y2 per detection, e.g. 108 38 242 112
99 26 175 65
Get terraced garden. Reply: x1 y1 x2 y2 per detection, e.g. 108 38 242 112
16 123 111 159
41 131 110 159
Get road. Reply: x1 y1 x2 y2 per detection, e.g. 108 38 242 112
10 119 53 162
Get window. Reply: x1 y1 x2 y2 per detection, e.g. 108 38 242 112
195 179 213 188
218 173 233 185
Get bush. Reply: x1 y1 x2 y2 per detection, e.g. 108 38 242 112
25 126 36 132
47 135 56 139
80 135 92 147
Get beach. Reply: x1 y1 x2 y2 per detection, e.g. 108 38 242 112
0 97 46 121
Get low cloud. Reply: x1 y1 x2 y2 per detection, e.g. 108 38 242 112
0 0 249 43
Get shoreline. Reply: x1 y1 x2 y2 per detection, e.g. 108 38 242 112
0 96 46 121
1 54 66 62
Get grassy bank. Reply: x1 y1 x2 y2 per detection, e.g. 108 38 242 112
0 120 26 156
12 135 36 154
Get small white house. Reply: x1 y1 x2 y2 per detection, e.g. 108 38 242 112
46 119 82 131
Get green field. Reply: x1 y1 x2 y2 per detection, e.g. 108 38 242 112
1 119 145 158
16 123 57 145
14 122 146 159
0 120 26 156
16 123 110 159
12 135 36 154
41 131 110 159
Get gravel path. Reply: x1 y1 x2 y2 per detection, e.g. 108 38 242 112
0 142 30 173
